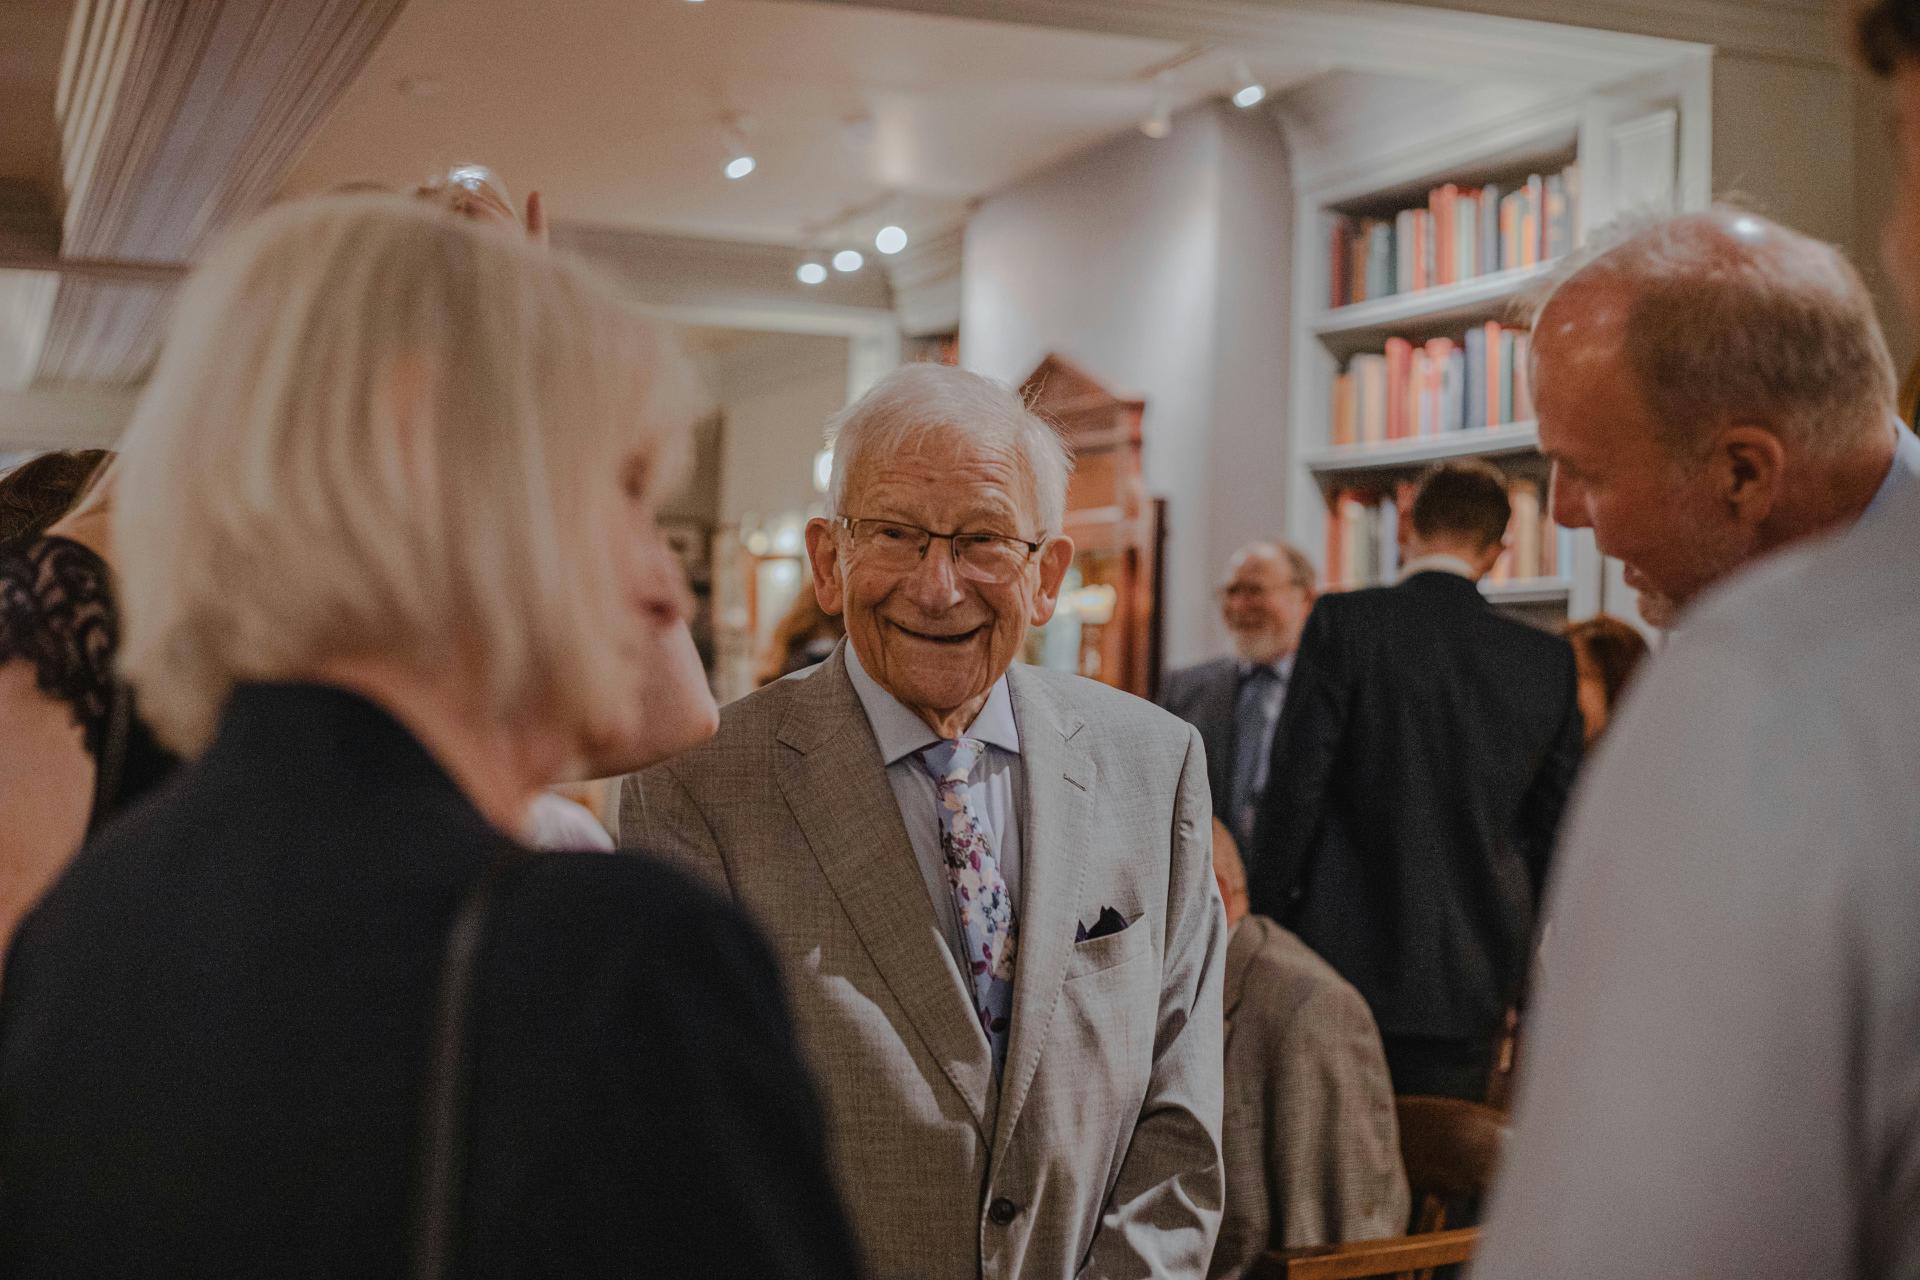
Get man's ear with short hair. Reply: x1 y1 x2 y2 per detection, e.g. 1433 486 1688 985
804 518 846 616
1714 424 1787 528
1029 535 1077 627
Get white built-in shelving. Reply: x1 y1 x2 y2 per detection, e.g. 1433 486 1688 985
1284 67 1713 626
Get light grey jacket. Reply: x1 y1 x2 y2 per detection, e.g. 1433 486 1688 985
1211 915 1408 1280
622 644 1225 1280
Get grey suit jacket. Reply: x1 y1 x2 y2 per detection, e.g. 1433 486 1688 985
622 645 1226 1280
1210 916 1408 1280
1155 657 1240 827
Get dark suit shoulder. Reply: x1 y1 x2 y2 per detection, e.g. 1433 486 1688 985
1160 656 1236 706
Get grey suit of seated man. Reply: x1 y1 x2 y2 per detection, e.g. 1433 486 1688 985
1207 821 1408 1280
623 363 1225 1280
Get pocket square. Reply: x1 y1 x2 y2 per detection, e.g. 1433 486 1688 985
1075 906 1130 943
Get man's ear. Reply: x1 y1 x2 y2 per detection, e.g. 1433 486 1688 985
804 518 846 616
1029 535 1077 627
1712 425 1787 527
1472 537 1508 580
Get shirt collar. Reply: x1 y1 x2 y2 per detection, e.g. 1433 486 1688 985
1399 553 1478 583
1236 653 1294 682
844 640 1021 766
1861 418 1920 527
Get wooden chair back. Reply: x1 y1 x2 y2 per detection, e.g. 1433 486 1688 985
1250 1095 1509 1280
1395 1094 1508 1234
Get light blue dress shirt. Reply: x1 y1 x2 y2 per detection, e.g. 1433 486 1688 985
844 642 1025 977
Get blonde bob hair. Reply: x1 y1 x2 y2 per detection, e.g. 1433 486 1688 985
116 194 702 754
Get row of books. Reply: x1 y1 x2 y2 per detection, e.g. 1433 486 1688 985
1327 162 1579 308
1324 478 1565 590
1331 323 1534 447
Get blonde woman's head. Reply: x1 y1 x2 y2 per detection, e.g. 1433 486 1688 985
116 194 706 767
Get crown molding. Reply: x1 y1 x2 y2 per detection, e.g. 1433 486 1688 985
786 0 1824 72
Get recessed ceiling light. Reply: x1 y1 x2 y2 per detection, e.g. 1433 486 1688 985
725 154 756 180
1141 96 1172 139
1232 59 1265 109
833 249 864 273
797 262 828 285
874 225 908 255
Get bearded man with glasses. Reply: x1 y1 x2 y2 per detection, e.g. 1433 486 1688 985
623 363 1226 1280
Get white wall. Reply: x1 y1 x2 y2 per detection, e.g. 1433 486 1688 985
712 332 850 528
962 101 1292 669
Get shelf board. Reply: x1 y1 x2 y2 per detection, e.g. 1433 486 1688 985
1482 576 1571 606
1304 422 1540 475
1311 261 1561 342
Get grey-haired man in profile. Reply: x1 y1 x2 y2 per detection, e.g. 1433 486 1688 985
1475 166 1920 1280
624 363 1225 1279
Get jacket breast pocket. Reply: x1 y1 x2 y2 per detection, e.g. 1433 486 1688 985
1064 914 1152 981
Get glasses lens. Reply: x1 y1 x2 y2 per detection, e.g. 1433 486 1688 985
852 520 926 568
953 534 1030 583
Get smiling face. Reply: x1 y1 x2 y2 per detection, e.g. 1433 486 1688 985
1533 282 1753 628
1219 548 1313 665
806 428 1073 737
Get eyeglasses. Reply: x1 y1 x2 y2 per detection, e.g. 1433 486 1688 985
1216 581 1307 601
837 516 1044 584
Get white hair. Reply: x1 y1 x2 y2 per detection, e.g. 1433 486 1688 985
825 364 1073 535
115 194 704 754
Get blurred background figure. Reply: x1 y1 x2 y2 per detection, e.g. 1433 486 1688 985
1158 541 1317 853
1248 460 1583 1103
0 196 860 1280
0 451 178 953
1209 817 1407 1280
754 577 844 686
1560 615 1649 747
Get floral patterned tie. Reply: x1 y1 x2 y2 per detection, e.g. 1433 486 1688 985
919 737 1017 1074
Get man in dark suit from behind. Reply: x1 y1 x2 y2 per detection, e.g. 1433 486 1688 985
1247 460 1582 1102
1158 541 1317 855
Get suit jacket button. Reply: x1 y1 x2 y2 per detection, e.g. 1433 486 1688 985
987 1197 1018 1226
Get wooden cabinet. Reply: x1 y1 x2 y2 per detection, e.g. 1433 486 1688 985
1020 354 1165 697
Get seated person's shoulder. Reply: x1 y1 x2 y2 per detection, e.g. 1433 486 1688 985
1239 915 1376 1030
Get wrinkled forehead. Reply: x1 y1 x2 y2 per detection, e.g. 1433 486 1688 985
845 423 1040 519
1224 548 1290 587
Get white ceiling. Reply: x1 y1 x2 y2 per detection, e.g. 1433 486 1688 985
280 0 1323 249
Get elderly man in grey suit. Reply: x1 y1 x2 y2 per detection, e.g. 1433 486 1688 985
1208 820 1407 1280
623 363 1225 1280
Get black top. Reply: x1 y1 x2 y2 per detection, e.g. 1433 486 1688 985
0 682 864 1280
1246 572 1583 1043
0 534 178 825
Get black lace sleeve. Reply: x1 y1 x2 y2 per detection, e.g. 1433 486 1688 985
0 535 121 761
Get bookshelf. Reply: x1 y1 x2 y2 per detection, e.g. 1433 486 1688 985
1285 74 1711 628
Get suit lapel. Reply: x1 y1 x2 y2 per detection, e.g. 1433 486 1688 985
992 666 1094 1157
774 648 998 1138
